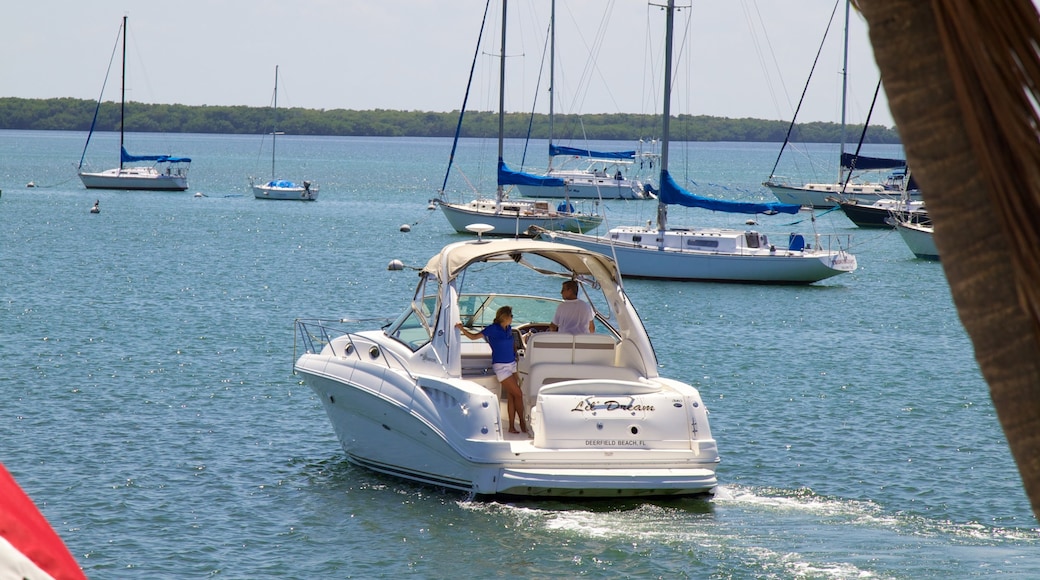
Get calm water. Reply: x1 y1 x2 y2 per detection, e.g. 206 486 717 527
1 130 1037 578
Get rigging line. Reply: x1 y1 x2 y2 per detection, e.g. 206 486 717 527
766 0 842 179
79 20 124 169
741 0 795 124
439 0 493 195
782 205 841 225
520 15 551 170
840 78 884 196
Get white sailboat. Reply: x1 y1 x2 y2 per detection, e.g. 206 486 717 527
249 66 318 201
433 0 602 236
537 0 857 284
762 0 917 209
293 231 720 497
78 16 191 191
892 218 939 260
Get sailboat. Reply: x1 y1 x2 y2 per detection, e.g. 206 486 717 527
78 16 191 191
433 0 603 236
510 1 656 201
536 0 857 284
762 0 918 209
249 66 318 201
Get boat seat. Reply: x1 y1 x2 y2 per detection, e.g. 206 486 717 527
525 332 576 364
789 233 806 252
571 334 617 365
526 363 642 400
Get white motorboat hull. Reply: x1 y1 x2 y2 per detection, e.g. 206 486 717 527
540 227 857 284
437 198 602 236
764 180 922 209
894 220 939 260
297 350 719 497
252 183 318 201
79 167 188 191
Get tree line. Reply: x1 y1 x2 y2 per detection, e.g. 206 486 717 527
0 97 902 143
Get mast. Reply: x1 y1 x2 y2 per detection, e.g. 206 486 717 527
272 65 279 180
119 15 127 171
657 0 676 232
547 0 556 172
496 0 508 204
838 0 850 183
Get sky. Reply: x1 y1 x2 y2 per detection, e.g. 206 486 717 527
2 0 894 127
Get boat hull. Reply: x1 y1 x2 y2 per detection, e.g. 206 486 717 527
295 330 719 497
894 220 939 260
252 183 319 201
764 180 922 209
79 168 188 191
838 199 930 228
515 178 649 200
437 199 602 236
540 228 856 284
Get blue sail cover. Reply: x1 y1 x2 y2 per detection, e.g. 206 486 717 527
659 170 801 215
498 159 565 187
121 147 192 164
549 144 636 160
840 152 906 171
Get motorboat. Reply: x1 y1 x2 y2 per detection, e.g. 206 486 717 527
293 232 720 497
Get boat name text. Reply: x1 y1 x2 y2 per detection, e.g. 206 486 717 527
571 399 655 413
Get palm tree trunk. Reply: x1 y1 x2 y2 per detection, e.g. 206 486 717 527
857 0 1040 519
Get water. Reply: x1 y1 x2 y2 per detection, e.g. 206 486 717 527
1 130 1037 578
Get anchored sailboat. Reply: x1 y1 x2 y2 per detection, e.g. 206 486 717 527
537 0 857 284
78 16 191 191
249 66 318 201
433 0 603 236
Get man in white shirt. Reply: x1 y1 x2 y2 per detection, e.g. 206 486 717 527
549 280 595 333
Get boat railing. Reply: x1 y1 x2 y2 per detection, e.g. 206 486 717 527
294 318 417 378
807 233 856 255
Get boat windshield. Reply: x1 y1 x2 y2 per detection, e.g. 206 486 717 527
459 294 559 328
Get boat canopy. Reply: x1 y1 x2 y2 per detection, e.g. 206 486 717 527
265 180 298 188
121 146 192 164
658 170 801 215
497 159 565 188
422 238 619 285
840 152 906 171
549 144 636 160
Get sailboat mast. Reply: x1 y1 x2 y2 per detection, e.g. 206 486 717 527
272 65 279 180
547 0 555 172
657 0 676 231
119 15 127 171
838 0 850 183
496 0 507 203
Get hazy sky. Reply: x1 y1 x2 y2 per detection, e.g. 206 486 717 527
3 0 894 126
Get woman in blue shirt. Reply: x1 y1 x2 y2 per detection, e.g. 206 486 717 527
456 306 528 435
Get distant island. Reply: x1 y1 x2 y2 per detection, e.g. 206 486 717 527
0 97 901 144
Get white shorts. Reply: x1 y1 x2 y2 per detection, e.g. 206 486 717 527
492 361 517 381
